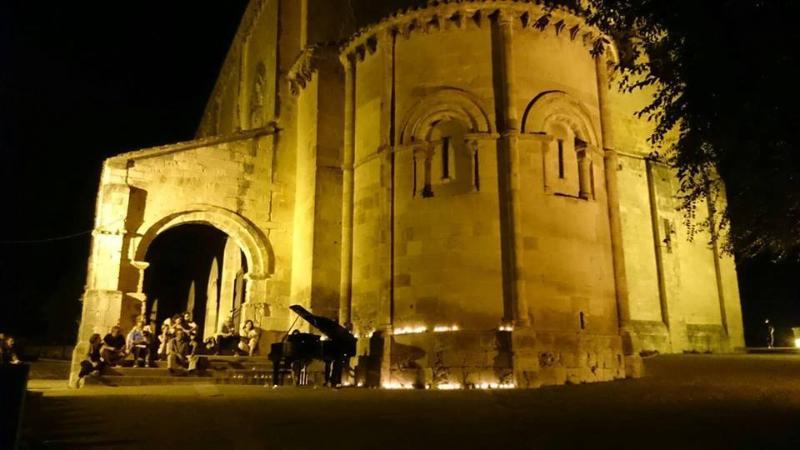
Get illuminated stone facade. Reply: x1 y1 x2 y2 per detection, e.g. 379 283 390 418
71 0 744 387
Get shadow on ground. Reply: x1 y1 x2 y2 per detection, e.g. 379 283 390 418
20 355 800 450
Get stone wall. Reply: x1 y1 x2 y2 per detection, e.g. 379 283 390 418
609 74 746 354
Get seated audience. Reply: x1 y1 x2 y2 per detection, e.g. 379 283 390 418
170 315 191 339
2 335 21 365
144 322 158 366
157 323 172 359
101 325 126 367
182 312 198 340
167 329 191 372
126 317 150 367
237 320 260 356
203 336 218 355
216 317 238 354
76 333 104 386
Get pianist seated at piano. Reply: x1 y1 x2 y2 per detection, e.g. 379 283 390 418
237 320 260 356
268 305 357 387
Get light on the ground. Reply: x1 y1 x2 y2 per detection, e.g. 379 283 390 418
382 382 413 389
393 325 428 335
794 337 800 348
476 382 516 389
433 324 459 333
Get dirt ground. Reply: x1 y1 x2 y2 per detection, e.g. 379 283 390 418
19 354 800 450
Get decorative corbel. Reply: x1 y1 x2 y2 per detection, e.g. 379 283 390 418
569 24 581 41
554 19 566 36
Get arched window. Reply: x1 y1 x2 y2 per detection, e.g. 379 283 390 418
414 119 478 198
400 88 492 199
522 91 600 200
546 122 593 199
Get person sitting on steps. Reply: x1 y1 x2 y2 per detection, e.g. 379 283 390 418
167 328 191 373
75 333 104 387
157 323 171 360
126 317 150 368
2 335 21 365
237 320 260 357
182 312 198 341
217 317 238 354
101 325 127 367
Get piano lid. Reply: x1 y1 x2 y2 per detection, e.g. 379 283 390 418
289 305 356 344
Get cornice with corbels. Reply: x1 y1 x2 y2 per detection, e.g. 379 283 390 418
287 45 322 96
339 0 617 65
286 42 341 96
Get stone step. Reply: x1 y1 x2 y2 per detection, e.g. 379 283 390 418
84 354 332 387
112 356 272 371
84 373 272 386
104 367 272 378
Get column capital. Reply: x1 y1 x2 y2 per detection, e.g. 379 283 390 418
497 9 518 26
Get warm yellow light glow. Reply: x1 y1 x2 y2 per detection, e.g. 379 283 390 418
433 324 460 333
436 382 462 390
476 382 516 389
382 382 413 390
393 325 428 335
354 330 374 339
794 338 800 348
498 324 514 332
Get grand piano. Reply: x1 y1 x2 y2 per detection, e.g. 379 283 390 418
268 305 357 387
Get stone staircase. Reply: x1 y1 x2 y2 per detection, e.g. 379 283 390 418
84 355 275 386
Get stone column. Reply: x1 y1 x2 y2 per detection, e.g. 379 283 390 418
219 237 243 325
339 54 356 327
578 151 592 199
707 193 730 337
497 11 529 326
596 53 643 376
595 55 631 330
495 11 538 387
379 30 397 384
645 159 670 329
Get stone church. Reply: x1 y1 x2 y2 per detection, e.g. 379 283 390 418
71 0 744 387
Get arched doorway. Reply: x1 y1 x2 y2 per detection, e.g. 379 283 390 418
142 224 248 340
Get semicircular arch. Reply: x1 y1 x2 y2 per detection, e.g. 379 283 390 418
134 205 273 280
521 91 599 147
399 88 493 145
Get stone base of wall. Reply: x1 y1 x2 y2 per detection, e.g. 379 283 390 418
381 328 625 388
386 330 513 388
622 320 671 356
685 324 729 353
523 331 626 387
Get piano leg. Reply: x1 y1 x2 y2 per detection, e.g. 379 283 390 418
291 360 302 386
324 360 333 386
271 358 284 386
331 355 345 387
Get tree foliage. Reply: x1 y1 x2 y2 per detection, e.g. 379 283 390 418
582 0 800 259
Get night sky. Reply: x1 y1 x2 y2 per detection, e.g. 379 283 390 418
0 1 797 347
0 1 249 343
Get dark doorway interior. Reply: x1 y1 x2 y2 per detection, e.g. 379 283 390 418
142 224 228 340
